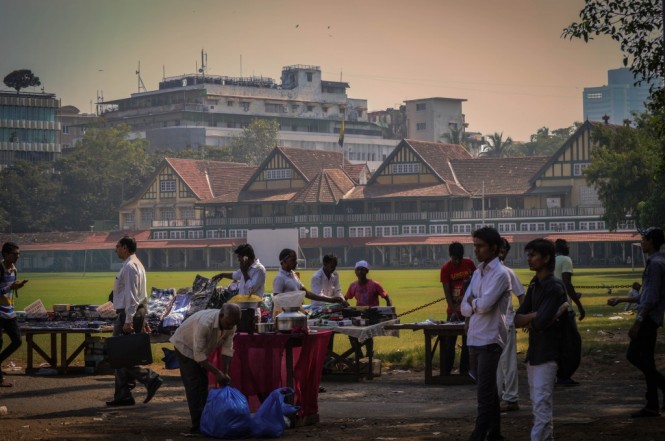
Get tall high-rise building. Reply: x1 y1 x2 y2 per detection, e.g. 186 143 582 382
583 68 659 124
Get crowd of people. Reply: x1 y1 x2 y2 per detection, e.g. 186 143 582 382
1 225 664 440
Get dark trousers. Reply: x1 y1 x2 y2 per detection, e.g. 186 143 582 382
444 313 469 374
469 344 503 441
626 317 665 411
349 336 374 359
176 349 209 430
113 305 157 400
0 317 22 379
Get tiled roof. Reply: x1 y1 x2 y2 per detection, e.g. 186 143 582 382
346 182 468 200
344 163 369 184
290 169 356 204
451 156 549 195
278 147 351 181
405 139 473 182
166 158 254 199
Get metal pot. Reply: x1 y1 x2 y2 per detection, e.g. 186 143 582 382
256 322 274 334
275 307 307 332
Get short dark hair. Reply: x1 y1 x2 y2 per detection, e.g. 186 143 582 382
234 244 255 261
525 238 556 271
554 238 569 256
500 238 511 255
472 227 502 252
117 236 137 254
322 254 338 265
2 242 19 255
279 248 296 263
448 242 465 259
642 227 665 249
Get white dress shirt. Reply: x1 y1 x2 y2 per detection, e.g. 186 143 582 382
503 263 525 326
461 256 510 348
170 309 236 362
272 268 305 294
112 254 147 324
231 258 266 296
309 267 343 306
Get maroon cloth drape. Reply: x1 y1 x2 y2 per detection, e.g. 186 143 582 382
208 330 332 417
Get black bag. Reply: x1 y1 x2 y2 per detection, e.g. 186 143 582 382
106 333 153 368
557 311 582 379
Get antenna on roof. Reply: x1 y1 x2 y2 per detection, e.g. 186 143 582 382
162 65 166 81
198 49 207 77
136 61 147 93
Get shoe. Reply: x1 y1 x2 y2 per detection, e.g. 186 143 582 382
105 397 136 406
555 378 579 387
500 400 520 412
630 408 660 418
144 376 163 403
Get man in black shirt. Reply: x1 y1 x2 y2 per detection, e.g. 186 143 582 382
515 239 567 441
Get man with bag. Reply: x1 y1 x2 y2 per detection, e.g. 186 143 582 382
106 236 163 406
170 303 242 435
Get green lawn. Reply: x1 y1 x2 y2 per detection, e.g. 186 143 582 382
10 267 645 369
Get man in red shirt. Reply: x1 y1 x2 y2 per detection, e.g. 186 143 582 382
440 242 476 375
345 260 392 359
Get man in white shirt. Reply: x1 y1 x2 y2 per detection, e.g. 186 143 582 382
107 236 163 407
170 303 241 435
496 238 525 412
310 254 343 307
461 227 510 441
212 244 266 296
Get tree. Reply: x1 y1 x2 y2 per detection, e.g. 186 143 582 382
153 145 233 163
3 69 41 94
228 119 280 165
583 118 660 229
517 125 579 157
0 161 62 232
56 124 153 230
481 132 513 157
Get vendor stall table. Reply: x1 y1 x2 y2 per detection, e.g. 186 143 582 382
385 322 474 385
311 318 400 381
20 323 113 374
208 330 332 426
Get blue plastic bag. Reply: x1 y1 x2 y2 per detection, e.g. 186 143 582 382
200 386 252 439
251 387 300 438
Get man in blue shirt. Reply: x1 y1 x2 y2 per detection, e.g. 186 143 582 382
608 227 665 417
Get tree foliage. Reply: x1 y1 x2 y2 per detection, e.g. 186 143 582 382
0 161 62 232
584 118 661 229
3 69 41 94
517 125 580 157
55 125 153 230
228 119 280 165
481 132 513 157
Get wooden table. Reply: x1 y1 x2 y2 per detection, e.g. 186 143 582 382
21 324 113 374
385 322 474 385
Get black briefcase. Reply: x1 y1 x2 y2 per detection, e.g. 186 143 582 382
106 333 153 369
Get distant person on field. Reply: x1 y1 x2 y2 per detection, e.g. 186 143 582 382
440 241 476 375
623 282 641 312
345 260 392 360
0 242 28 388
461 227 510 441
607 227 665 418
515 238 568 441
496 238 525 412
553 238 584 387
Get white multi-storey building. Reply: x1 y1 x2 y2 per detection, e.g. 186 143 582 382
100 65 398 161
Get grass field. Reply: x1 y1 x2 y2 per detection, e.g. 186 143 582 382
10 267 644 369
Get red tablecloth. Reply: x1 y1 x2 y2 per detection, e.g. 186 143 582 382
208 330 332 417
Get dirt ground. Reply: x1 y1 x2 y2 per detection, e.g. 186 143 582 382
1 345 664 441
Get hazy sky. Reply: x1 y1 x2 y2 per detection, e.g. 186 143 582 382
0 0 623 141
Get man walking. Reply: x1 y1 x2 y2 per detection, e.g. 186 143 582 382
461 227 510 441
1 242 28 387
607 227 665 417
106 236 162 406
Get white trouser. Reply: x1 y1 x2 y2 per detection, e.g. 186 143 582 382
527 361 558 441
496 323 519 402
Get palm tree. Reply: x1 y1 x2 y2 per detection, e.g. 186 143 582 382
481 132 513 157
